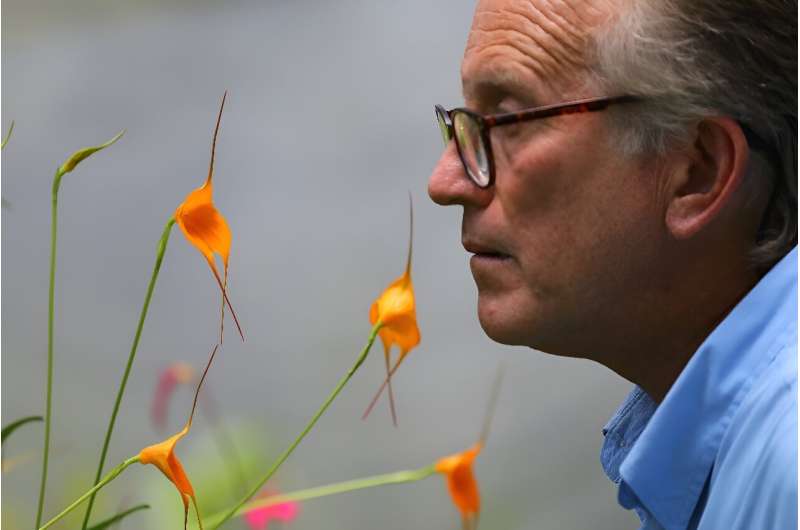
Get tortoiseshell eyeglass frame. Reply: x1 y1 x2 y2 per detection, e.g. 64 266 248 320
435 95 642 188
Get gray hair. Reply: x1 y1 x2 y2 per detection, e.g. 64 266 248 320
590 0 797 270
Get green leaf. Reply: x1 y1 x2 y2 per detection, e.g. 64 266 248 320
86 504 150 530
2 415 43 444
1 120 14 150
57 129 125 176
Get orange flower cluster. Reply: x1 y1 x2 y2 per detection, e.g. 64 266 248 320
139 93 243 530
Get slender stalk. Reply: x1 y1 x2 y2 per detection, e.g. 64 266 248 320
86 503 149 530
205 463 436 527
35 168 64 529
1 120 14 149
38 456 140 530
2 415 43 444
210 322 383 529
238 465 434 515
81 218 176 529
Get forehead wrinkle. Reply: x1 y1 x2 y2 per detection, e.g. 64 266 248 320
551 0 615 30
507 1 588 69
463 0 615 101
466 9 578 81
462 46 544 104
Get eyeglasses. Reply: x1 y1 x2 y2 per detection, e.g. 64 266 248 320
435 95 641 188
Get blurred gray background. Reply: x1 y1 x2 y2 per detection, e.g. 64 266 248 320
2 1 638 528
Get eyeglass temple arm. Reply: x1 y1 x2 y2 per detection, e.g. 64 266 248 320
487 95 642 127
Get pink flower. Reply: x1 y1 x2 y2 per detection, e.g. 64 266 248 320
151 362 195 431
244 493 300 530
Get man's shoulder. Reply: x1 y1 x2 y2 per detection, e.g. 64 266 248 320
701 337 797 528
721 330 796 469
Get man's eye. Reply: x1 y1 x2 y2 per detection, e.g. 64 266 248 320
497 119 538 142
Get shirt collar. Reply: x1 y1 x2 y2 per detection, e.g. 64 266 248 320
604 247 798 530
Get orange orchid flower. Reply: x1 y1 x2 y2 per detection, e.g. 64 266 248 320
435 442 483 530
139 346 218 530
434 366 504 530
139 423 199 529
362 196 420 425
174 91 243 343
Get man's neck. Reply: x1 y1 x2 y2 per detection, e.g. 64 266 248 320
604 252 764 403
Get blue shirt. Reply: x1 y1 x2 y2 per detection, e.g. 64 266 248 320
601 247 798 530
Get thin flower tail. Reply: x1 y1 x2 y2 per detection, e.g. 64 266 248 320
361 350 404 422
218 264 227 346
206 91 226 188
206 90 240 346
403 192 413 282
478 363 505 446
208 91 243 343
207 258 243 342
189 344 220 427
192 495 205 530
383 345 398 426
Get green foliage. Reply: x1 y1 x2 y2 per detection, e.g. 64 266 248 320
86 504 150 530
1 120 14 150
1 415 43 444
57 129 124 177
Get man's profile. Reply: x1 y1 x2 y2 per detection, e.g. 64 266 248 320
428 1 797 528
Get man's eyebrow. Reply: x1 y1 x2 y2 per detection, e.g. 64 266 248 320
462 69 540 108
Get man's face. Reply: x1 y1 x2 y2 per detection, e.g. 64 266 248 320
429 0 667 358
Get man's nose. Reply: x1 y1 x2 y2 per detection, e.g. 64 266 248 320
427 144 493 207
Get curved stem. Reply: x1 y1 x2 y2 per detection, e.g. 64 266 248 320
39 456 140 530
34 169 63 529
210 322 383 529
2 415 43 444
205 463 436 527
80 218 176 529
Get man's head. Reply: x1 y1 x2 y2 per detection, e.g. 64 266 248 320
428 0 796 366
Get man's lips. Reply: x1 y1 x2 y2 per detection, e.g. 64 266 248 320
462 240 512 259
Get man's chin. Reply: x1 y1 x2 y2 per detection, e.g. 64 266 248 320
476 292 579 356
476 295 534 346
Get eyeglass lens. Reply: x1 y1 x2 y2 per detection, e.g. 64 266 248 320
436 108 450 147
453 112 490 187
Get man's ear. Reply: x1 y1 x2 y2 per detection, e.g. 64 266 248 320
665 117 750 239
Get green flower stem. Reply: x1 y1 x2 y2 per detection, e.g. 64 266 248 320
210 322 383 529
34 168 65 529
86 503 150 530
35 132 125 530
38 456 140 530
241 465 436 511
80 218 176 530
205 463 436 527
